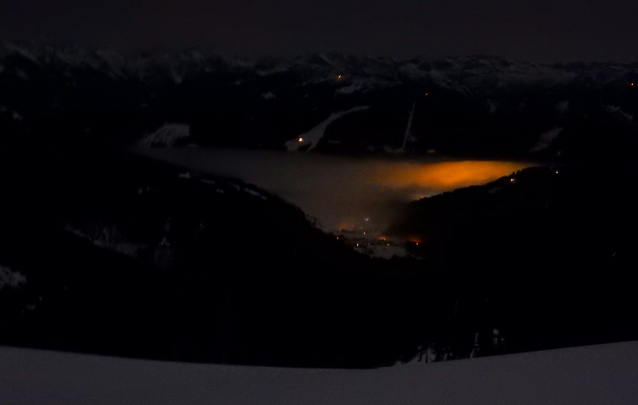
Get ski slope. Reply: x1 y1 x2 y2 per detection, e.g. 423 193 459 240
1 341 637 404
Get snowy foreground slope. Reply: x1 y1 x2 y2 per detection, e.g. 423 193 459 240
2 341 638 405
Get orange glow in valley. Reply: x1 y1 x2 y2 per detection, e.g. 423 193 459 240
137 148 532 235
372 160 529 192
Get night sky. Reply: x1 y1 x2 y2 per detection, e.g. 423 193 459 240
1 0 638 62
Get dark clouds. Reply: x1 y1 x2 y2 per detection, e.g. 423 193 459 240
1 0 638 62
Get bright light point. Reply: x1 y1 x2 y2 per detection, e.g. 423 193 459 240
364 217 370 222
510 178 515 182
555 170 559 174
298 137 303 142
425 93 429 96
337 75 342 79
632 83 635 86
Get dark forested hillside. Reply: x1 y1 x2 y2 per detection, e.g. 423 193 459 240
388 165 638 355
0 146 442 367
2 145 637 367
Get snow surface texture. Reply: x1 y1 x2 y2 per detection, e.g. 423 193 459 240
1 342 637 405
485 99 498 113
64 224 141 258
0 265 26 290
261 91 277 100
556 100 570 113
605 105 634 122
530 127 562 152
285 107 370 152
138 123 190 147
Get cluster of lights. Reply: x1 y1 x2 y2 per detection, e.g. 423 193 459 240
335 222 426 253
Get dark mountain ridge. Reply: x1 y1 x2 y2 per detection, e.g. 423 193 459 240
2 41 638 163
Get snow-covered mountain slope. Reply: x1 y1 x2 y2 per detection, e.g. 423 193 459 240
2 341 637 405
0 265 26 291
138 123 191 147
2 41 638 162
285 106 370 151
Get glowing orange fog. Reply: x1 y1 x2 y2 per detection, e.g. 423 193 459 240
373 160 530 192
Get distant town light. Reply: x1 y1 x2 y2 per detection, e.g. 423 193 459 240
632 83 635 86
337 75 342 79
298 137 303 142
425 92 429 96
510 178 515 182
